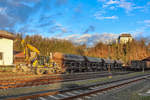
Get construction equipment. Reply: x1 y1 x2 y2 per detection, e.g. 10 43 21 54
13 40 65 75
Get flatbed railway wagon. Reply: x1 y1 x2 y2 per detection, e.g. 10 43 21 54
53 52 85 73
102 59 114 71
131 60 150 71
53 52 103 73
131 60 142 71
114 60 123 71
84 56 102 72
142 57 150 70
53 52 124 73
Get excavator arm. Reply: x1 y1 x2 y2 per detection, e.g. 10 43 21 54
21 40 40 54
21 40 40 65
26 44 40 54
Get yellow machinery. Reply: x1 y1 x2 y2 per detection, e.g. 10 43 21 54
13 40 64 74
21 40 40 66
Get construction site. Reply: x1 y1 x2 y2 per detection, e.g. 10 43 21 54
1 0 150 100
0 30 150 100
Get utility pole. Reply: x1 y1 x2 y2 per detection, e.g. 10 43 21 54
108 45 111 73
108 41 112 79
142 61 145 73
142 67 145 72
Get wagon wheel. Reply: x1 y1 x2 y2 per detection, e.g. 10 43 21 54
20 66 31 73
14 65 24 73
12 67 17 73
47 68 55 74
36 68 44 75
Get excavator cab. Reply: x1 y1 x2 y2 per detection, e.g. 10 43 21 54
37 56 50 66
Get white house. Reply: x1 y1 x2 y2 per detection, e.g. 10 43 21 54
0 30 14 66
118 34 133 44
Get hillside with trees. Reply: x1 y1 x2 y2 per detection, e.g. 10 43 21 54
13 34 86 56
87 39 150 64
13 34 150 64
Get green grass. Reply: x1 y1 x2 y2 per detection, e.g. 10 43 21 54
66 71 149 86
130 93 150 100
0 66 13 72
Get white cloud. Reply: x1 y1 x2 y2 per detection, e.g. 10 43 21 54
137 20 150 25
94 10 106 17
126 27 146 39
95 15 118 20
65 34 91 44
99 0 144 13
144 20 150 24
109 6 115 10
94 9 118 20
65 34 79 40
106 0 119 5
137 20 150 27
59 32 145 46
144 20 150 27
50 23 70 33
97 0 106 2
135 20 150 35
131 31 144 38
147 2 150 5
79 34 92 38
94 10 118 20
0 7 7 15
63 33 119 46
118 0 133 12
133 6 144 9
61 28 67 33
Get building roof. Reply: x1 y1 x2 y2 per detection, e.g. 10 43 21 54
119 34 132 37
14 52 25 58
14 51 22 55
0 30 15 40
142 57 150 61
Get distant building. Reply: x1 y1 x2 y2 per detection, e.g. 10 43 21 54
0 30 14 66
14 52 25 65
142 57 150 61
118 33 133 44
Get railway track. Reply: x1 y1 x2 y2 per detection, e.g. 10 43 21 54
0 71 130 89
4 73 149 100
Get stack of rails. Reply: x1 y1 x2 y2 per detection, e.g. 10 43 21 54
0 72 130 89
131 58 150 71
53 52 123 73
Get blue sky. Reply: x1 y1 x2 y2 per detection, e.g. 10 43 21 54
0 0 150 44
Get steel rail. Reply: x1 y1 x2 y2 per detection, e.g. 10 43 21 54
0 72 130 89
4 74 149 100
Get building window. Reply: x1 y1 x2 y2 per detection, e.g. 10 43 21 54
0 52 3 60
